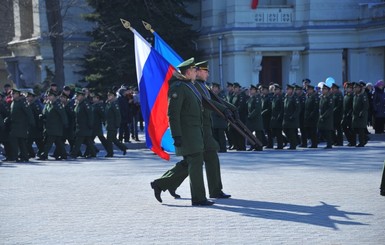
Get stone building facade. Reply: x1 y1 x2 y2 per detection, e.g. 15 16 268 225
193 0 385 88
0 0 92 89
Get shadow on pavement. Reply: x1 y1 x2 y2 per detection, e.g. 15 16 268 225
212 198 371 230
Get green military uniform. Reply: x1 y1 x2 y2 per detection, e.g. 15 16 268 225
105 93 127 157
282 86 300 149
318 88 334 148
352 84 369 146
270 90 284 149
27 96 44 157
246 89 263 151
70 90 96 158
8 91 35 161
342 85 354 146
211 85 228 152
40 92 68 160
261 88 273 148
90 99 109 154
229 83 248 150
332 85 344 146
295 86 307 147
167 77 207 203
303 87 320 148
63 98 76 151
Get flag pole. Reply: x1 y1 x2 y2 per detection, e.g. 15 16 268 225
142 20 154 33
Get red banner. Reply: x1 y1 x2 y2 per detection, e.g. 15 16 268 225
251 0 259 9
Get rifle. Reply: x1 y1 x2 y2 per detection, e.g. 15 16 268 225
204 86 262 147
200 94 261 147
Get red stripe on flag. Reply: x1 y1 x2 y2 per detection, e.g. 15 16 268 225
251 0 259 9
147 66 174 160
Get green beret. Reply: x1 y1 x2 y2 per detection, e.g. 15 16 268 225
177 57 195 73
195 60 209 71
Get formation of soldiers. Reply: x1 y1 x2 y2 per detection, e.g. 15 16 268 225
0 83 142 162
211 78 371 151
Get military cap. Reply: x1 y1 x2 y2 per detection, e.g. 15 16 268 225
211 82 220 88
177 57 195 74
50 83 57 87
195 60 209 71
353 82 364 88
274 84 282 90
331 83 340 89
233 82 241 88
93 92 103 99
286 84 295 89
359 81 366 87
307 84 315 89
63 85 71 91
250 84 257 90
294 84 302 90
75 88 85 95
227 82 234 87
4 83 11 88
11 88 21 94
26 91 36 97
259 84 269 90
302 78 311 84
344 82 353 88
46 89 57 96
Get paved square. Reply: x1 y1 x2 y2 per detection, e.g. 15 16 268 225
1 137 384 244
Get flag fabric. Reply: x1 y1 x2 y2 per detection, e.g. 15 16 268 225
153 32 183 68
133 28 175 160
152 32 185 152
251 0 259 9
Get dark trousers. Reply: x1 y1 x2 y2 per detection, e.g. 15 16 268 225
263 127 273 148
380 161 385 191
27 137 44 157
106 130 127 156
304 126 318 147
342 123 355 145
353 128 367 146
374 117 385 134
42 135 67 158
319 129 332 147
71 136 95 157
154 150 223 197
333 125 344 146
271 128 284 148
212 128 227 152
283 128 297 149
9 136 29 161
118 122 130 142
299 126 307 147
230 127 245 150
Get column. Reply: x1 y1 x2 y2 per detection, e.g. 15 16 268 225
289 51 300 84
252 51 262 84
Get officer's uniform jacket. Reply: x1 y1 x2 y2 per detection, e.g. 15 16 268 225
92 101 105 136
341 93 353 127
9 98 35 138
352 91 369 129
318 93 334 130
246 94 263 131
168 77 204 156
105 100 121 131
42 100 68 136
283 94 300 129
304 92 320 127
74 99 93 137
270 94 284 129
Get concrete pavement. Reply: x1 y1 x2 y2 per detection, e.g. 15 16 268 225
1 136 384 244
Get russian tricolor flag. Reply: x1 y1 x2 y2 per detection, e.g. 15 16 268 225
133 28 175 160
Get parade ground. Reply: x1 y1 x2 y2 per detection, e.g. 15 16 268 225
1 135 385 245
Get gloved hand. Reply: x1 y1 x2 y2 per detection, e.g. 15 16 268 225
173 136 182 147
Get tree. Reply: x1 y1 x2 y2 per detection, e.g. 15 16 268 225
80 0 199 89
44 0 65 88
